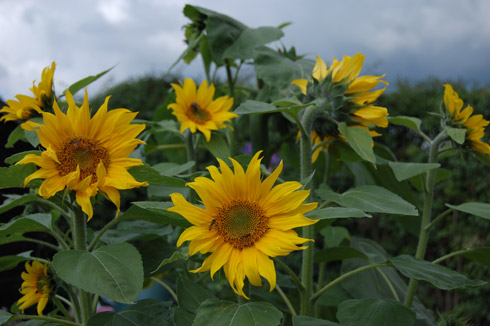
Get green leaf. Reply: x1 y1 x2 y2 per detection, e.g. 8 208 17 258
338 123 376 164
152 250 188 273
223 26 284 60
0 252 32 272
0 310 13 325
52 243 144 303
388 162 440 181
336 186 419 216
119 201 191 228
0 213 53 236
152 161 195 177
63 66 114 96
292 316 339 326
5 125 25 148
0 194 39 214
204 133 231 161
174 307 195 326
388 116 423 134
129 164 186 188
193 299 282 326
315 246 369 263
235 100 281 115
24 129 40 148
86 299 173 326
461 247 490 268
100 220 173 244
4 151 42 165
445 126 466 145
390 255 486 290
177 276 217 313
320 226 349 248
337 298 416 326
306 207 371 220
0 164 37 189
446 202 490 220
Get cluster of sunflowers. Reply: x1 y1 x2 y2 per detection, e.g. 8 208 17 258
1 5 490 325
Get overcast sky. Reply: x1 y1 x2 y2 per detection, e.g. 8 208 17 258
1 0 489 100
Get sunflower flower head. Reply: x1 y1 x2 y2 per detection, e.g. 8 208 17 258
291 53 389 161
167 78 237 142
17 261 51 316
443 84 490 155
16 90 149 221
0 62 56 123
169 151 318 298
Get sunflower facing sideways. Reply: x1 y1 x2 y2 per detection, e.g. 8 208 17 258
16 90 148 220
168 78 237 141
443 84 490 155
0 62 56 123
169 151 318 298
292 53 389 161
17 261 51 316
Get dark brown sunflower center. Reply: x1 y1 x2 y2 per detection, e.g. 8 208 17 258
56 136 110 183
212 200 269 250
187 102 210 124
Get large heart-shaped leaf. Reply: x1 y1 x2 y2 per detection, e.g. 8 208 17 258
337 298 416 326
52 243 144 303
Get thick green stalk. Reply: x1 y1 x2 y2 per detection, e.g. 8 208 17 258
73 208 92 324
184 130 197 203
404 131 446 307
299 106 318 316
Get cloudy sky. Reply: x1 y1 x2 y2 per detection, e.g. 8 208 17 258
1 0 489 100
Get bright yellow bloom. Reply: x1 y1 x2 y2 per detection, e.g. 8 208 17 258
443 84 490 155
16 90 148 220
168 78 237 142
17 261 50 316
169 152 318 298
0 62 55 123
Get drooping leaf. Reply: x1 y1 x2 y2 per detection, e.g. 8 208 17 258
446 202 490 220
307 207 371 220
205 133 231 161
52 243 144 303
100 220 173 244
119 201 191 228
0 310 13 325
390 255 486 290
445 126 466 145
152 250 188 273
193 299 283 326
388 116 423 134
223 26 284 60
129 164 186 188
0 213 53 236
388 162 440 181
234 100 282 115
0 252 32 272
5 125 26 148
315 246 369 263
461 247 490 268
0 194 39 214
86 299 173 326
338 123 376 164
152 161 196 177
337 298 416 326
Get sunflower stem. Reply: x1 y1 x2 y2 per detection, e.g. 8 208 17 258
273 257 305 292
53 296 72 320
299 106 317 316
432 248 473 264
151 277 178 303
404 130 447 307
87 215 119 251
275 284 297 316
184 130 197 204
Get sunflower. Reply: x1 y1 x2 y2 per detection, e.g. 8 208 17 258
168 78 237 141
443 84 490 155
0 62 55 123
169 151 317 298
292 54 388 161
17 261 51 316
16 90 148 220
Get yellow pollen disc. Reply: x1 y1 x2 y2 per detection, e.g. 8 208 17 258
213 200 269 250
187 102 210 124
56 136 110 183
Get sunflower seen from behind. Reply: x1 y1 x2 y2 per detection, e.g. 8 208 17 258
443 84 490 155
16 90 148 220
168 78 237 141
0 62 56 123
292 53 389 161
169 151 318 298
17 261 51 316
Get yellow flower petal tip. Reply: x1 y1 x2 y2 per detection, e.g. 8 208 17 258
16 90 148 221
167 78 237 142
170 151 317 298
